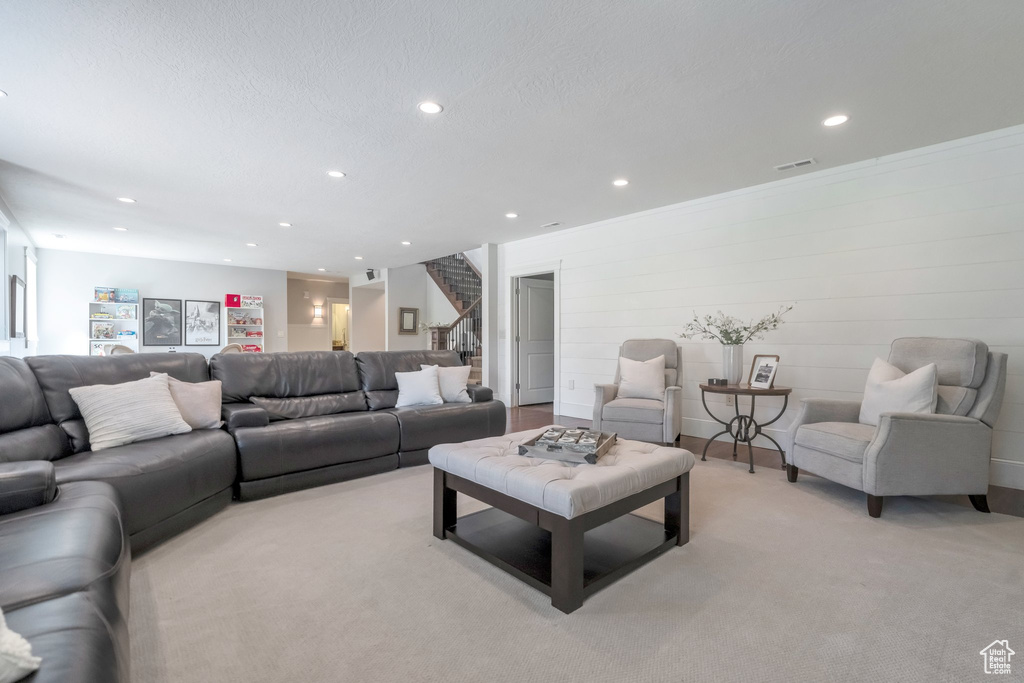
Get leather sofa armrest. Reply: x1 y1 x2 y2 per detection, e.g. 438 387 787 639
0 461 57 515
864 413 992 496
466 384 493 403
222 403 270 431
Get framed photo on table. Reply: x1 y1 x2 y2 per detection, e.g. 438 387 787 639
747 354 780 389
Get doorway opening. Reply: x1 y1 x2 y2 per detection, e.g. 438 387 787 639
327 298 349 351
513 273 555 406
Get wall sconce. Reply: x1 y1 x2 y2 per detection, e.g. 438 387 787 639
313 304 323 319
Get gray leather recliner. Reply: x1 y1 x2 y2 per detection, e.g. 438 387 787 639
786 337 1007 517
593 339 682 445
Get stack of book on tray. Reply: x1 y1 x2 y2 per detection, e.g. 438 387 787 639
518 427 616 465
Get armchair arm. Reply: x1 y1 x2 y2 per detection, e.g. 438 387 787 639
663 386 682 442
222 403 270 431
466 384 493 403
0 461 57 515
592 384 617 431
864 413 992 497
787 398 862 450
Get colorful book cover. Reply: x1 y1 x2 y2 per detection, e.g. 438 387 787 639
114 288 139 303
91 322 115 340
241 344 262 353
94 287 115 302
225 294 241 307
116 305 135 319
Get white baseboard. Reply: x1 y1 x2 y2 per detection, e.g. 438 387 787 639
991 459 1024 491
558 402 592 421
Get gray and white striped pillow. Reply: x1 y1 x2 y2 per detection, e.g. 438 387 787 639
69 374 192 451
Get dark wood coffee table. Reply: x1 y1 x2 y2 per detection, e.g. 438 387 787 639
698 383 792 473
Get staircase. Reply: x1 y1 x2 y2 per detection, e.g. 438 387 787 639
423 253 482 367
468 355 482 385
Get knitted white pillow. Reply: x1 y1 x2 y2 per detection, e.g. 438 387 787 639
69 374 192 451
617 355 666 400
0 606 41 683
859 358 938 426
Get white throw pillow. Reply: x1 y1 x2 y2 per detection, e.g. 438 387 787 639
617 355 666 400
150 373 223 429
69 374 192 451
421 364 472 403
859 358 938 426
0 606 41 683
395 366 444 408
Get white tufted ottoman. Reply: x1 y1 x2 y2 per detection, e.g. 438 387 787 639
429 426 695 613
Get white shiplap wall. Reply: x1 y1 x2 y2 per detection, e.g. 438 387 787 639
497 125 1024 489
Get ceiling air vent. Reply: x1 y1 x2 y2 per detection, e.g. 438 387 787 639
541 222 561 229
775 158 816 172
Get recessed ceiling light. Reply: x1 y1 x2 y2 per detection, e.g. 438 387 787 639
317 268 327 272
53 233 66 239
327 170 346 178
117 197 136 203
112 227 128 232
612 179 629 187
279 222 292 227
822 114 849 127
246 242 258 247
354 256 364 260
401 241 411 246
418 101 443 114
505 213 518 218
223 258 232 262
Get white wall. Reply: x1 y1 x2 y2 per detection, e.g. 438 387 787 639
0 195 38 358
497 124 1024 489
37 249 288 357
385 263 432 351
349 283 385 353
286 277 348 352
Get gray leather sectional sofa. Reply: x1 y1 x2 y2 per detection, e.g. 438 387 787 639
0 349 504 683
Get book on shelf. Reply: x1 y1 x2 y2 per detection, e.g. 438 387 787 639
114 288 139 304
94 287 115 302
116 305 136 319
241 344 262 353
91 322 115 340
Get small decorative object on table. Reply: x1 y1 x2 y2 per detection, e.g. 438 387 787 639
519 427 617 465
678 304 794 384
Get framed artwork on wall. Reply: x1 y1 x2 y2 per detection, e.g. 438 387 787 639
143 298 182 346
184 300 221 346
398 307 419 335
10 275 25 339
748 354 780 389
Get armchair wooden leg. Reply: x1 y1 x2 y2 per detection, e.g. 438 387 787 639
866 494 883 518
969 494 991 513
786 464 799 482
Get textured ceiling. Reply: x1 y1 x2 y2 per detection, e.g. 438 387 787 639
1 0 1023 275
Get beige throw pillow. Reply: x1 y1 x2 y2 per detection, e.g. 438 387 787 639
617 355 666 400
859 358 938 426
421 364 472 403
69 374 191 451
150 373 223 429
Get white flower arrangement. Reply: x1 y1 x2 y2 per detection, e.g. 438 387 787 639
679 304 794 345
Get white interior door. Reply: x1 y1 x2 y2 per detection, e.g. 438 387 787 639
517 277 555 405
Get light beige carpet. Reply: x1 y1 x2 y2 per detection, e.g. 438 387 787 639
130 459 1024 682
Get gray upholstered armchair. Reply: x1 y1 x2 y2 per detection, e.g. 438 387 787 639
593 339 682 445
786 338 1007 517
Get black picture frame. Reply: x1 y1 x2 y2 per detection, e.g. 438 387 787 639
398 307 419 335
142 298 182 346
10 275 25 339
184 300 221 346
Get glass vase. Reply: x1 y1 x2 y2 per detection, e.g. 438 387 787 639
722 344 744 385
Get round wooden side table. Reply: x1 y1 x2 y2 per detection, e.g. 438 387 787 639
698 383 792 473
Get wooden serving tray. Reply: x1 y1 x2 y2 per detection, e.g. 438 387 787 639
517 427 617 465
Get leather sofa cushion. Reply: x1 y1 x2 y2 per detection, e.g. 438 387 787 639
26 353 210 425
0 424 69 463
233 411 400 481
53 429 237 536
356 350 463 409
794 422 876 462
602 397 665 424
250 392 367 421
211 351 362 403
0 358 52 434
391 401 507 452
4 592 126 683
0 461 57 515
0 480 126 612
